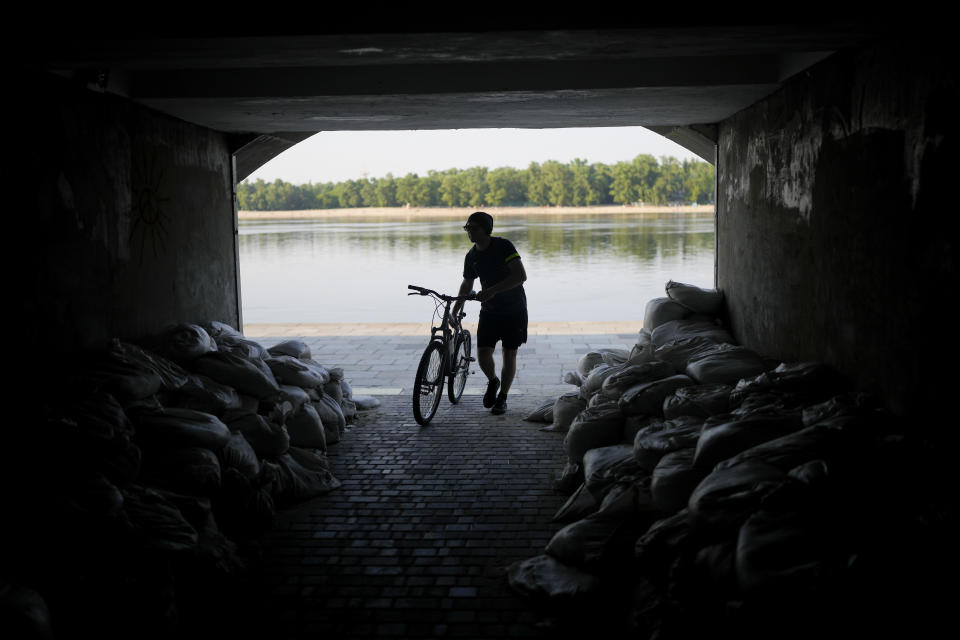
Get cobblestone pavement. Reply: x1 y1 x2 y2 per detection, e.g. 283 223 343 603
240 326 643 639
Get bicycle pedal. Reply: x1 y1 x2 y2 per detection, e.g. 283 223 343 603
467 357 476 362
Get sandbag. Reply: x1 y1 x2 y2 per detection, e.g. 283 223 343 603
662 383 732 419
731 362 848 408
324 366 345 381
314 394 346 438
340 398 357 422
553 483 599 524
352 395 381 410
267 339 312 360
160 324 218 364
633 416 704 470
619 374 695 416
545 515 640 572
287 446 333 472
323 378 344 405
687 460 787 530
545 392 586 434
600 361 676 397
651 336 722 372
665 280 725 315
214 333 270 360
736 509 828 594
81 353 164 402
525 398 556 423
595 476 656 520
601 349 630 366
277 384 310 411
201 320 242 340
685 343 771 386
230 414 290 458
285 403 327 450
130 407 232 450
627 329 655 364
139 446 222 496
265 355 329 388
506 554 601 600
121 484 199 552
193 351 281 400
340 377 353 399
219 432 260 480
713 423 856 474
694 414 804 469
650 318 734 348
578 350 626 376
579 363 620 399
644 297 690 330
801 392 881 426
554 461 585 495
583 444 640 498
107 339 190 390
271 452 341 504
634 509 696 578
563 370 584 386
169 373 242 414
564 402 625 466
651 448 710 514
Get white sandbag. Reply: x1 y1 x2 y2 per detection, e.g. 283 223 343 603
193 351 281 400
685 343 771 386
285 402 327 451
651 448 710 513
662 383 732 419
219 432 260 480
693 414 803 469
665 280 725 315
633 415 704 470
230 414 290 458
352 395 381 410
600 361 676 397
161 324 218 364
564 402 625 466
265 355 329 388
524 398 556 422
577 350 626 376
267 339 312 360
506 554 601 600
652 336 722 371
619 374 695 416
563 370 584 386
644 297 690 330
650 318 734 348
545 392 586 434
131 407 232 450
340 378 353 400
579 363 619 399
583 444 640 498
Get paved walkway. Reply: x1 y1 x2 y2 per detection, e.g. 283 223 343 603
241 323 643 639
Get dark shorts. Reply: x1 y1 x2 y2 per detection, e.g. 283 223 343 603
477 309 528 350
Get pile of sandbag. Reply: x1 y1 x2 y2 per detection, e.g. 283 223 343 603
512 282 954 638
9 321 378 638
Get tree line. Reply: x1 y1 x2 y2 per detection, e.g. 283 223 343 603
237 155 715 211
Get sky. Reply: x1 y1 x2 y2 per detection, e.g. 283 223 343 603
243 126 700 185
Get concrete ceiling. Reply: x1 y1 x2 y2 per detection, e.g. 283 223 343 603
26 18 892 174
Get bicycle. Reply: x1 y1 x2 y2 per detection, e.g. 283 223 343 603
407 284 476 425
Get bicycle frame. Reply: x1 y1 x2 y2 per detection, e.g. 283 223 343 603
407 284 474 375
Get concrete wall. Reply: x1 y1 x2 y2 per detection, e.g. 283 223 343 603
13 72 239 361
716 37 958 422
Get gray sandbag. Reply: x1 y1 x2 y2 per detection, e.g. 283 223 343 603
81 352 164 402
230 414 290 458
587 389 620 408
121 484 199 552
564 402 625 466
687 460 787 530
545 515 641 572
287 446 333 472
201 320 242 340
219 432 260 480
627 329 655 364
583 444 641 498
736 508 828 594
579 363 620 399
600 361 676 397
553 483 600 524
578 350 626 376
265 355 329 388
267 339 312 360
650 318 734 348
685 343 771 386
160 323 218 364
108 339 191 390
801 392 882 426
623 414 655 444
563 370 584 386
644 296 690 330
619 374 695 416
285 402 327 451
278 384 310 411
139 446 222 496
169 373 242 414
525 398 556 422
665 280 725 315
652 336 722 372
506 554 601 600
324 365 345 381
340 398 357 422
352 395 381 410
314 394 346 438
214 332 271 360
271 452 341 504
545 392 586 434
193 351 281 400
662 383 732 419
634 508 696 578
730 362 849 408
651 448 710 513
633 416 704 470
555 461 585 495
323 378 344 405
130 407 232 450
601 349 630 366
0 581 54 640
596 476 656 520
694 414 804 469
714 422 858 474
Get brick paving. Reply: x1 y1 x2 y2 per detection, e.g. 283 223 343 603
239 324 643 639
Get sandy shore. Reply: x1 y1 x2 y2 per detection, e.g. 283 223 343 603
238 205 714 220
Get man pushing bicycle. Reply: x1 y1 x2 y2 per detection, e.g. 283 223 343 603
453 211 528 415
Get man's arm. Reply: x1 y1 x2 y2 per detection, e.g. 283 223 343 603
476 259 526 302
453 277 475 315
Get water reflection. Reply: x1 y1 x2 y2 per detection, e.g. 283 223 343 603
239 213 714 323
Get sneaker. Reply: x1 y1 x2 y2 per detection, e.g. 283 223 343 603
483 377 500 408
491 394 508 415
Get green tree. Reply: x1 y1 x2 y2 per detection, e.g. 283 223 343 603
651 157 686 204
439 170 465 206
462 167 489 207
486 166 526 206
373 174 398 207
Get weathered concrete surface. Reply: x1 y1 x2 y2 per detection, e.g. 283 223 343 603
717 36 958 422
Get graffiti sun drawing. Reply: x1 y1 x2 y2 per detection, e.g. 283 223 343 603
130 150 171 264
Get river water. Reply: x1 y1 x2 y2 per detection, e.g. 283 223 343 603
238 211 715 323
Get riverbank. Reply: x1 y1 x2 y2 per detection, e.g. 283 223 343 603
238 204 714 220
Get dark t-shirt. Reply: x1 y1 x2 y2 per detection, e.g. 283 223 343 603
463 237 527 314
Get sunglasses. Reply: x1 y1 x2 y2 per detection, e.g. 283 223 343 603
463 224 479 231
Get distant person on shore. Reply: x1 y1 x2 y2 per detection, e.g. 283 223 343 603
453 211 528 415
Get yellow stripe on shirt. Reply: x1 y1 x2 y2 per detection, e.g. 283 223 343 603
504 252 520 263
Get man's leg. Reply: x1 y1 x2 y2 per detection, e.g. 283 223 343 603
499 348 518 396
478 346 497 382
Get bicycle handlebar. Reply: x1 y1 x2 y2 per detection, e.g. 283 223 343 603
407 284 476 302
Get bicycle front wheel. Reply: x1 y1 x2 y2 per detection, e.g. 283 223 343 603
413 340 445 425
448 330 471 404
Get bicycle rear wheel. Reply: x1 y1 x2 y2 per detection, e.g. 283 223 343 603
448 330 471 404
413 340 445 425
